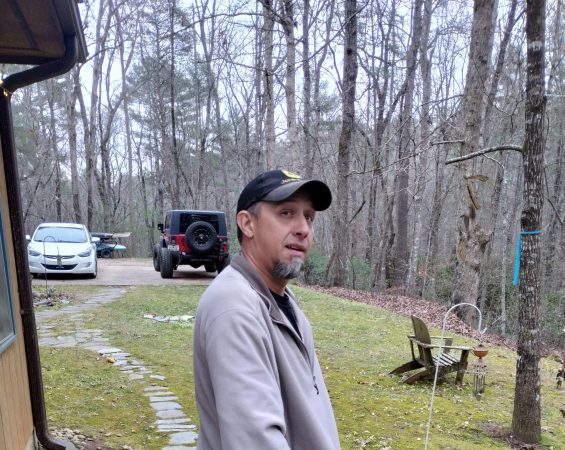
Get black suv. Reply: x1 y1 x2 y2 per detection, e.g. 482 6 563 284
153 210 230 278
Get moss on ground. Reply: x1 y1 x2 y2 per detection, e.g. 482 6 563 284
40 284 565 450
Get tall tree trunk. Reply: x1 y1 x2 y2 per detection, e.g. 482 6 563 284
451 0 497 323
312 0 335 174
544 0 563 289
484 0 519 125
500 166 522 336
65 67 82 224
195 0 216 209
329 0 358 286
478 0 519 310
47 81 62 221
422 141 447 296
406 0 433 296
261 0 275 168
169 0 181 208
253 1 265 175
302 0 313 178
544 126 563 287
393 0 423 286
281 0 299 170
83 0 112 229
113 0 138 252
511 0 546 443
364 0 398 267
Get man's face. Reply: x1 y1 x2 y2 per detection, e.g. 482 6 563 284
240 191 316 285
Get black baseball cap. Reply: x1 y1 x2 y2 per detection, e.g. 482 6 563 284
237 170 332 213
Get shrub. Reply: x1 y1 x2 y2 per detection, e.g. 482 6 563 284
302 247 329 285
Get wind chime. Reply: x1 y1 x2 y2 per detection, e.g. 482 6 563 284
472 342 489 399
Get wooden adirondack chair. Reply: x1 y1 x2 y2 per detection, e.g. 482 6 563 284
390 315 471 384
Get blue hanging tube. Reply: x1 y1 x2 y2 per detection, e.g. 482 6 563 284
512 230 543 285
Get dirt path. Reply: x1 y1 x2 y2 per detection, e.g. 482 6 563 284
31 257 216 286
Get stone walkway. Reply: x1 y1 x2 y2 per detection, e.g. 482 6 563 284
36 287 198 450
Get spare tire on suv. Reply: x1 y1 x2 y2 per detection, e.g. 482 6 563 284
185 221 218 254
155 210 230 278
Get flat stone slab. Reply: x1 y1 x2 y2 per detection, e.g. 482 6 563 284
155 418 191 425
82 344 110 351
112 360 128 367
150 401 183 411
169 431 198 445
108 352 131 359
144 385 168 392
150 374 166 381
119 365 144 371
144 313 194 322
156 410 186 419
128 374 144 380
97 347 123 354
163 446 196 450
149 396 178 402
145 391 174 397
157 424 196 431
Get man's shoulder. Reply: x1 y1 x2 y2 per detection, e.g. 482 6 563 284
197 265 263 316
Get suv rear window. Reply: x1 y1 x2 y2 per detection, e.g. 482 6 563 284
179 213 220 234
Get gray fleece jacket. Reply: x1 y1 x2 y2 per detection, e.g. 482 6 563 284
193 253 341 450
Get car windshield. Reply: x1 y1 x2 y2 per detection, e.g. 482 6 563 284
34 226 88 243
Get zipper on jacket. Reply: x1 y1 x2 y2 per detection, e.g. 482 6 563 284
272 316 320 395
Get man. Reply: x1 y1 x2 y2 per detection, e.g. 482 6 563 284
193 170 341 450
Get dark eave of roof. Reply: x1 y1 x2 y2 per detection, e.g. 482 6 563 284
0 0 87 65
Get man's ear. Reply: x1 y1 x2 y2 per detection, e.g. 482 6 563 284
236 211 255 239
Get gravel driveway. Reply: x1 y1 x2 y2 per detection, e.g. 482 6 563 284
31 257 216 286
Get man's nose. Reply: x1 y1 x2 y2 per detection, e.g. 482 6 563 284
294 214 311 236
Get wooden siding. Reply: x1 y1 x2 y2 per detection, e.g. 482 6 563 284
0 146 35 450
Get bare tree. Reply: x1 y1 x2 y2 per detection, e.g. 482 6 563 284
511 0 547 443
64 67 83 224
281 0 299 169
260 0 276 168
392 0 423 286
451 0 497 323
406 0 433 296
328 0 358 286
302 0 313 178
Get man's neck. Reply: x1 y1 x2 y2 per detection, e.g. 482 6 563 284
241 250 287 295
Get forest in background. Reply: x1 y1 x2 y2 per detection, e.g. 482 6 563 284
4 0 564 345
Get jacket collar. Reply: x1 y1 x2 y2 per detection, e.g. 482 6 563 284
230 252 286 323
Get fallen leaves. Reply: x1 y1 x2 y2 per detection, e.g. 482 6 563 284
310 285 520 352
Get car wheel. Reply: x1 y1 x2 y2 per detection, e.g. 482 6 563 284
153 245 161 271
185 221 218 254
160 248 174 278
216 255 231 273
100 248 112 258
204 263 216 273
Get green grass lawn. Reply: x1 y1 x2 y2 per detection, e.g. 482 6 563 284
40 285 565 449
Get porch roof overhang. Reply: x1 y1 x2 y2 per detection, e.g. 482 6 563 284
0 0 86 65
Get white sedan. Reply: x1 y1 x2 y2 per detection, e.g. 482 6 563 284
27 223 99 278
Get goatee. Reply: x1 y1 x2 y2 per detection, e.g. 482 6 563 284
272 259 303 279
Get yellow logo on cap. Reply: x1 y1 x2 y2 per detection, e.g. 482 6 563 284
282 170 301 180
